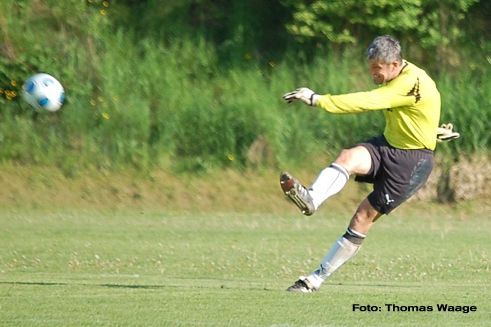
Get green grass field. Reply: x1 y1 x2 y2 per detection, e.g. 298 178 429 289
0 204 489 326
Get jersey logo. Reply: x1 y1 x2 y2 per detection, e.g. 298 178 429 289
407 78 421 103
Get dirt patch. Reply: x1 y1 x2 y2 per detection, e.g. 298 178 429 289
0 164 365 213
0 156 489 212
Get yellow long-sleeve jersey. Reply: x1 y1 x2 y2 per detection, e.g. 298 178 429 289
316 61 441 150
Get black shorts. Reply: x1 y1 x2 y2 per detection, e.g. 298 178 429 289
355 135 434 214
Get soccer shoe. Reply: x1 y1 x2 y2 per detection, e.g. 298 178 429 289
286 277 318 293
280 172 315 216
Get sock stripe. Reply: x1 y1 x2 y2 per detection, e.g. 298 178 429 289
346 227 366 239
307 163 350 209
343 228 366 244
330 163 350 180
309 163 348 195
314 170 342 197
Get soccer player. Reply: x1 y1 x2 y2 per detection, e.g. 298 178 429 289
281 35 442 292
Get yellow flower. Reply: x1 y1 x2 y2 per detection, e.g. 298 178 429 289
102 1 110 7
102 112 110 120
5 90 17 100
100 9 106 16
227 154 235 161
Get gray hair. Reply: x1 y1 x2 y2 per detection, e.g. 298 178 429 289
366 35 402 64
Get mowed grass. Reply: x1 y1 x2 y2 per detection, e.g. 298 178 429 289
0 204 489 326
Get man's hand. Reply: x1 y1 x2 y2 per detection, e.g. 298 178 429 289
437 123 460 142
282 87 318 106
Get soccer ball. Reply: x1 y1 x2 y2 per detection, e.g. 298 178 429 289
22 73 65 112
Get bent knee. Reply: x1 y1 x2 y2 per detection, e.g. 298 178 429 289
334 146 371 175
333 149 355 174
335 149 352 165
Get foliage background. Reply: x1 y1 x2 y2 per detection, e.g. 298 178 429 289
0 0 489 174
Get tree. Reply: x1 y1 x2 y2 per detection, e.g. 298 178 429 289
283 0 481 68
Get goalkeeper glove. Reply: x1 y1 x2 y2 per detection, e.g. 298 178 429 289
282 87 319 106
436 123 460 142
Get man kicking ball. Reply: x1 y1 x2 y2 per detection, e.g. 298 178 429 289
280 35 447 292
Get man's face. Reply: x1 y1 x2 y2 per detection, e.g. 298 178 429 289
368 60 401 85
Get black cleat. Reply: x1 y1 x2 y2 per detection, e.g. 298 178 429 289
280 172 315 216
286 278 318 293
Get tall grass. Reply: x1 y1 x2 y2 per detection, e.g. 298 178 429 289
438 71 491 155
0 0 489 173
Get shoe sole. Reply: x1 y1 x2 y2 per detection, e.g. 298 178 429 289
280 172 314 216
286 278 317 293
286 287 314 293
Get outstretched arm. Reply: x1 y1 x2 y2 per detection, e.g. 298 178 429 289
283 84 415 114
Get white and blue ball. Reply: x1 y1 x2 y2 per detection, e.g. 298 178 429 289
22 73 65 112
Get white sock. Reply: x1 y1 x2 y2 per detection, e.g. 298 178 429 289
309 163 350 209
306 235 363 289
